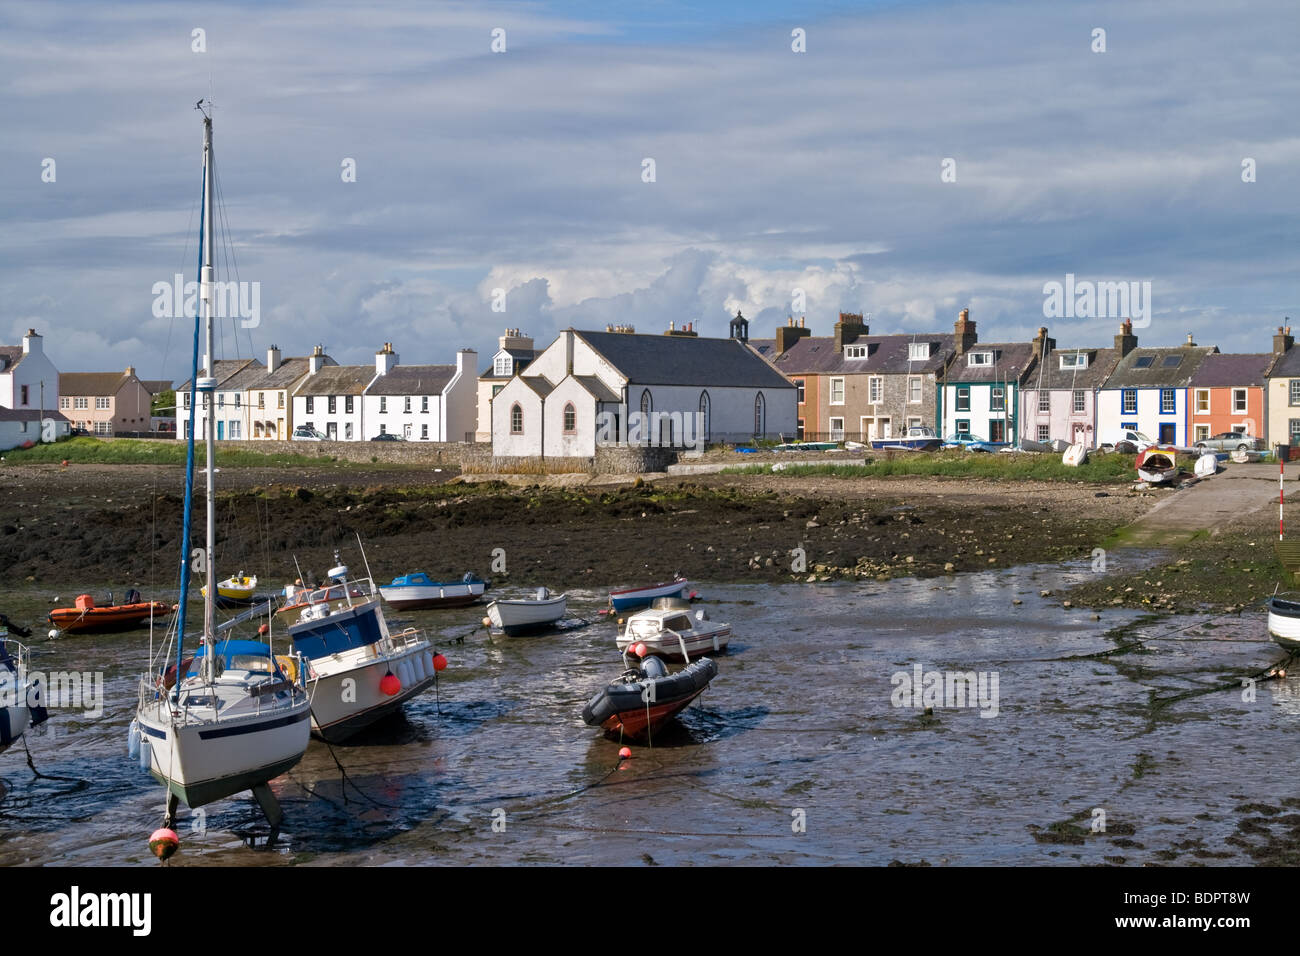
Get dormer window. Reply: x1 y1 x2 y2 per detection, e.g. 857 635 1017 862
1134 356 1155 369
494 355 513 377
908 343 930 361
968 351 993 367
844 345 869 359
1060 353 1088 370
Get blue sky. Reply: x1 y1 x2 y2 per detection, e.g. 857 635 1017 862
0 0 1295 382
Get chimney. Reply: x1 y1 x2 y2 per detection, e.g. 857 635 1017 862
953 308 977 356
21 329 40 355
125 365 136 377
563 328 575 375
1276 322 1295 356
267 345 281 373
834 312 869 352
1183 332 1197 348
1031 326 1055 359
376 342 398 375
664 320 699 337
1114 318 1137 357
309 344 325 375
775 315 811 355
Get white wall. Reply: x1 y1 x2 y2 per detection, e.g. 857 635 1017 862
1097 388 1187 445
0 335 59 412
364 392 442 440
491 376 545 456
293 395 365 440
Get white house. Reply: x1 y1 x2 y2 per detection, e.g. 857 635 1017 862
476 329 535 441
177 357 262 441
364 345 478 441
0 329 60 414
492 326 797 458
292 365 373 441
0 407 70 450
1096 335 1218 447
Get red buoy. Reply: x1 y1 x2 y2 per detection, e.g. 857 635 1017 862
257 623 269 636
432 653 447 672
630 642 648 658
149 827 180 861
379 671 401 696
618 747 632 760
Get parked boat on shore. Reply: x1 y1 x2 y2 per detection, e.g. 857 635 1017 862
202 572 258 606
379 571 486 610
1267 592 1300 651
615 597 730 661
1062 443 1088 467
870 425 943 452
1136 446 1180 484
581 652 717 741
49 591 169 635
486 587 567 635
0 634 47 756
608 576 690 612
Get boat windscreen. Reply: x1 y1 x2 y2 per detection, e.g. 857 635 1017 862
291 610 384 658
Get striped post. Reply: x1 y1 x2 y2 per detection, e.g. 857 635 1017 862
1282 453 1286 540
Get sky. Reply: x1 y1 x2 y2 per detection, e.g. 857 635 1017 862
0 0 1296 384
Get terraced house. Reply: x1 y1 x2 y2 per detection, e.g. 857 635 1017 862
177 357 261 441
767 313 954 442
938 310 1037 444
364 344 477 441
1096 332 1218 447
59 367 161 436
242 345 336 440
1189 349 1271 449
1264 326 1300 449
1018 325 1126 448
292 364 372 440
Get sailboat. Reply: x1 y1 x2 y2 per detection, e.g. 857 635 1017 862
1 629 47 756
134 103 311 835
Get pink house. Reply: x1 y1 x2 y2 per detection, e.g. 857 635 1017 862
1019 326 1129 448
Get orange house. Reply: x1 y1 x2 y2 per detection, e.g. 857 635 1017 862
1188 352 1269 448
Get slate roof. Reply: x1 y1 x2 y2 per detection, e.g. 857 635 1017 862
177 358 260 392
771 333 955 377
295 365 374 396
1268 347 1300 378
246 356 334 391
1102 346 1218 389
572 374 621 403
1024 347 1123 391
576 331 793 390
59 371 132 396
942 343 1039 384
1191 352 1271 388
0 347 24 373
367 365 456 396
0 407 68 422
521 376 555 398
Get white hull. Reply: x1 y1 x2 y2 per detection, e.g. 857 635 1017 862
1194 453 1218 477
379 581 486 609
1269 604 1300 650
1062 443 1087 466
0 703 30 755
305 642 435 741
1138 467 1178 484
487 594 568 633
616 625 730 662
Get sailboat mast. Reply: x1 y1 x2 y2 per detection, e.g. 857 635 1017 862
201 112 217 647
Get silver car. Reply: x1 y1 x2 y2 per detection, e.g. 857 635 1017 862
1194 431 1262 452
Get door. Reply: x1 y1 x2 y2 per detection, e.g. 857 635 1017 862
880 418 891 439
989 420 1005 443
217 420 224 440
1159 423 1176 445
1073 423 1088 445
860 417 872 443
326 421 337 440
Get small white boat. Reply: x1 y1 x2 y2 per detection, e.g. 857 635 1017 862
615 598 730 662
608 577 690 612
379 571 486 610
1062 443 1087 467
1136 446 1179 484
1194 453 1218 478
1267 593 1300 651
1232 448 1258 464
0 635 46 756
486 587 568 635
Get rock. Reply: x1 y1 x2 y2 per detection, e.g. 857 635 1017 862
1012 598 1022 605
806 520 820 529
764 557 774 568
806 575 817 583
1062 600 1072 608
905 556 914 564
1039 590 1052 597
944 562 955 572
1091 613 1101 621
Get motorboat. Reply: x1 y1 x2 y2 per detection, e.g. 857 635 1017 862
614 598 730 662
379 571 486 610
486 587 568 635
1267 592 1300 651
202 572 258 606
49 591 169 635
608 576 690 613
1136 446 1180 484
0 633 47 756
870 425 943 452
1062 443 1087 467
581 653 717 741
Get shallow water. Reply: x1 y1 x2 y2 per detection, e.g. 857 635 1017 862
0 553 1291 866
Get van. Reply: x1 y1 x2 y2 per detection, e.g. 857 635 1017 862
1099 428 1154 452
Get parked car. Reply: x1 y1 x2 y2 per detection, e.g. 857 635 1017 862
1098 428 1155 453
291 426 327 441
942 433 999 453
1194 432 1263 453
369 433 404 442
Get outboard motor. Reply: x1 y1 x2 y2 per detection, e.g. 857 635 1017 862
125 588 141 605
640 656 668 680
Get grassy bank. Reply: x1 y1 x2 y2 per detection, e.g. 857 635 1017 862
723 452 1137 483
0 437 402 468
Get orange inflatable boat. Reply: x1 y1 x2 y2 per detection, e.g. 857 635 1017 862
48 592 170 634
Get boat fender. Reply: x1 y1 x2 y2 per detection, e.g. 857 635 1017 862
127 718 140 758
426 652 436 676
275 655 297 684
138 734 152 771
409 652 426 683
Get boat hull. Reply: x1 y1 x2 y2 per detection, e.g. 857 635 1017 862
304 645 436 743
0 703 30 755
609 579 689 612
1268 598 1300 651
379 582 486 610
870 439 942 452
487 595 567 635
582 657 717 741
49 602 169 634
616 625 730 662
596 690 706 740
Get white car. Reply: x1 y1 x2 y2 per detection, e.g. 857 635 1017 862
1099 428 1155 453
291 427 327 441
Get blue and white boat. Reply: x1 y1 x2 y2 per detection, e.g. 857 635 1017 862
608 576 690 612
870 425 943 452
0 634 47 756
379 571 486 610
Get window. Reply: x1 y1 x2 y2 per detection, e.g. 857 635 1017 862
182 393 189 409
380 397 387 413
1195 389 1210 413
829 417 845 440
1038 425 1050 442
1060 353 1087 369
184 421 191 439
1121 422 1137 431
234 393 241 408
20 385 28 405
1038 391 1050 412
74 396 89 410
699 391 710 441
844 345 868 359
908 417 921 429
306 397 314 414
956 420 970 434
345 423 353 440
1233 388 1247 413
909 343 930 361
1292 381 1300 407
277 393 283 408
327 422 337 440
421 396 429 413
1292 420 1300 444
1194 425 1210 442
968 351 992 366
491 385 503 398
1160 389 1176 414
345 396 354 414
991 388 1005 412
94 421 112 435
868 378 882 403
830 378 845 405
96 396 111 410
640 390 652 418
793 379 805 404
956 387 970 412
494 355 512 377
1162 355 1182 368
328 396 337 415
258 392 265 408
796 418 805 440
217 393 225 408
510 403 523 434
404 397 412 413
1073 389 1086 413
563 402 576 433
1134 356 1155 369
254 422 263 438
59 397 69 409
229 420 241 439
1122 390 1137 414
379 424 386 435
989 420 1006 443
421 424 428 440
754 392 765 436
908 377 922 403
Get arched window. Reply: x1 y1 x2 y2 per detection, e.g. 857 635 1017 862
640 389 652 417
510 403 523 434
754 392 765 437
698 391 711 442
563 402 576 433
